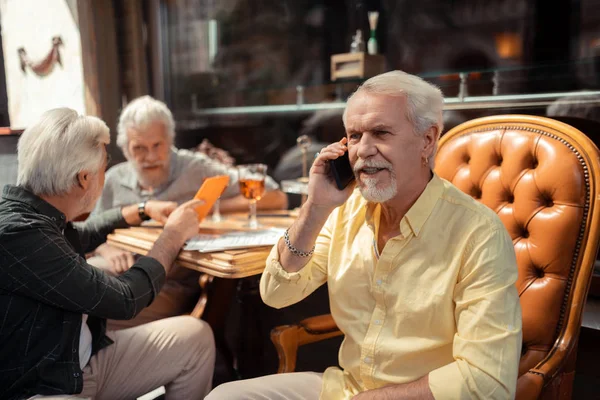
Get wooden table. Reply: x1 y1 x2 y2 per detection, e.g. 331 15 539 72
107 212 296 379
107 212 294 278
108 228 273 279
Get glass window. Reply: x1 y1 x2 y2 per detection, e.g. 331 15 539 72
159 0 600 185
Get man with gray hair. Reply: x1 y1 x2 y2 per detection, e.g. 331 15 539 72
0 108 215 399
207 70 522 399
91 95 288 329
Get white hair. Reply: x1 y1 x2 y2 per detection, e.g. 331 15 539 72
344 70 444 168
116 95 175 155
17 108 110 196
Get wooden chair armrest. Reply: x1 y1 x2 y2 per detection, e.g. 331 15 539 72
270 314 343 373
517 334 578 399
523 307 582 398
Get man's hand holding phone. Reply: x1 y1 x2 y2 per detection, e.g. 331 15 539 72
308 137 356 210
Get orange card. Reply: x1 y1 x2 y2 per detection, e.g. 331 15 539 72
193 175 230 221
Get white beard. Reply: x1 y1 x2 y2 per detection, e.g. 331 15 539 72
134 161 170 189
354 158 398 203
359 175 397 203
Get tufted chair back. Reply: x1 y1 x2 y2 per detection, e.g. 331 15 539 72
435 115 600 400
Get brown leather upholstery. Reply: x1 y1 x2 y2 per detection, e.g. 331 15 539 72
270 115 600 399
436 115 600 399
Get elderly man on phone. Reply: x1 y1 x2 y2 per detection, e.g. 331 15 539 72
0 108 215 399
207 70 522 399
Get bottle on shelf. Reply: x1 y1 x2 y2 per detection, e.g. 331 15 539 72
367 12 379 55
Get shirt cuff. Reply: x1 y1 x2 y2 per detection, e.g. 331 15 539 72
264 244 312 284
428 361 466 400
131 256 166 297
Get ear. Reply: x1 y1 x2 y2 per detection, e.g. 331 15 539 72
422 125 439 158
76 170 91 190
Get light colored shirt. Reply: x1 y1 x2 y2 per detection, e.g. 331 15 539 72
79 315 92 369
93 147 280 214
260 174 522 400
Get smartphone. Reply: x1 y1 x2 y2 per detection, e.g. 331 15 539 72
193 175 230 221
329 151 355 190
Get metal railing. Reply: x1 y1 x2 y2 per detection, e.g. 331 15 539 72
191 90 600 117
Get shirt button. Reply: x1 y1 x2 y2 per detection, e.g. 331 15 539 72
376 279 382 286
374 320 381 325
73 373 80 377
364 357 372 364
72 348 76 353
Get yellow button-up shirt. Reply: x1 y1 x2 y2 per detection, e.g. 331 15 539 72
260 174 522 399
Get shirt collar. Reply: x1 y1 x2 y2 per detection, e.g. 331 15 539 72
118 147 179 193
365 173 445 237
2 185 67 229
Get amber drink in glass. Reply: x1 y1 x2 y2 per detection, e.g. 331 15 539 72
238 163 267 229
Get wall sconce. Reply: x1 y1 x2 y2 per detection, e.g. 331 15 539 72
495 32 522 59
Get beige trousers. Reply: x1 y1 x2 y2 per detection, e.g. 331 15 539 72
77 316 215 400
205 372 323 400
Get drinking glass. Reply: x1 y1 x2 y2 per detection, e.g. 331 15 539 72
238 163 267 229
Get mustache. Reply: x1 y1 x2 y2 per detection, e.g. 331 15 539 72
139 162 165 169
353 159 393 174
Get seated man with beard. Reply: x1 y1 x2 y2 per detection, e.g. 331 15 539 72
0 108 215 399
90 95 288 329
207 71 522 399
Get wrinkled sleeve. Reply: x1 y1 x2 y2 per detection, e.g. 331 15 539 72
259 212 333 309
428 224 522 400
0 221 165 320
75 208 129 253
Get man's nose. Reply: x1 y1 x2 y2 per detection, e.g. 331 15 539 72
145 148 159 162
356 136 377 159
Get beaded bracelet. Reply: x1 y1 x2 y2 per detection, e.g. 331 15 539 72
283 228 315 257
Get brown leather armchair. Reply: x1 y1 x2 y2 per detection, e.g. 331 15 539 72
270 115 600 399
